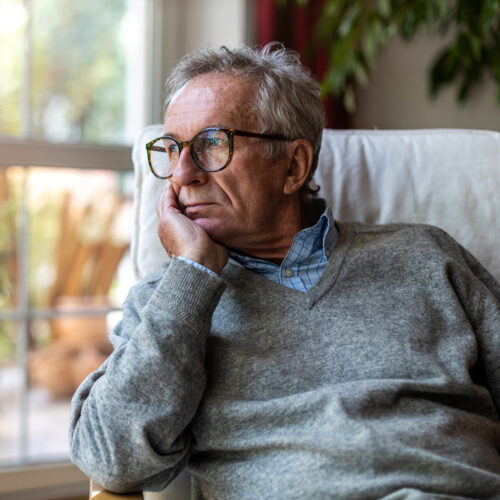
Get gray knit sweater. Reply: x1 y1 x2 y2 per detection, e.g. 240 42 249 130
70 222 500 499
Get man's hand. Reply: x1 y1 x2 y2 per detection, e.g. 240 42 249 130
157 184 228 274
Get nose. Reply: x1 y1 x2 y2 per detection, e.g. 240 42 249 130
169 146 208 187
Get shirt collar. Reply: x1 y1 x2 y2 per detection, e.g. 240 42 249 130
229 199 337 269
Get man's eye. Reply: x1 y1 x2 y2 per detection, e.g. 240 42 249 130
167 143 179 154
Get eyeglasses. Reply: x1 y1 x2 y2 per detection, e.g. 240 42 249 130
146 127 295 179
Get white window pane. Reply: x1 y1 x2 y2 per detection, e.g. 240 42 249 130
0 323 23 465
25 167 134 309
0 0 148 145
28 317 109 461
0 0 26 137
0 165 135 466
0 167 20 311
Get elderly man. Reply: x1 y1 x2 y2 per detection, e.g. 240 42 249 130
70 44 500 498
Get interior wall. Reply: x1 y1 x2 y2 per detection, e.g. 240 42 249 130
183 0 248 53
352 33 500 131
153 0 250 123
162 0 249 71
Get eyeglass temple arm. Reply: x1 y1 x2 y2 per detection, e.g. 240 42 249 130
232 130 295 141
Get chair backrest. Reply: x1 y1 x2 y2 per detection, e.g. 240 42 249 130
132 126 500 283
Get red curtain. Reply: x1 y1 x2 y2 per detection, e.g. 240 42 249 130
256 0 350 129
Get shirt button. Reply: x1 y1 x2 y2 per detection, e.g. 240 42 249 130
285 268 294 278
325 250 331 257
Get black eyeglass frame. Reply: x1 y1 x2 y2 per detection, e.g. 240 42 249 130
145 127 296 179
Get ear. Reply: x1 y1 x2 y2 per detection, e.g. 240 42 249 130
283 139 314 195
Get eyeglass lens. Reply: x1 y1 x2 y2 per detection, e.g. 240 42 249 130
150 129 230 178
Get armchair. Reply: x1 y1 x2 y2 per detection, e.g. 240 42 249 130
133 126 500 282
92 126 500 498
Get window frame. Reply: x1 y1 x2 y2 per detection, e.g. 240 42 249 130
0 145 134 495
0 0 164 493
0 138 132 171
0 0 252 494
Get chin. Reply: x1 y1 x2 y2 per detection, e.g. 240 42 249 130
193 218 233 245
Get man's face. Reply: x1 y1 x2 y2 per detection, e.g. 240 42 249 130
163 73 292 251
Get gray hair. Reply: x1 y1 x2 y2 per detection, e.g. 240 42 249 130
163 43 325 198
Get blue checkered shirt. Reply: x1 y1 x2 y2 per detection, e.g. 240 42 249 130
229 205 337 292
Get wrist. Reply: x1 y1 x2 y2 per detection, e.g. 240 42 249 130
179 247 228 275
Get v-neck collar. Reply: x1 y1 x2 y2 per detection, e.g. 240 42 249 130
221 222 356 309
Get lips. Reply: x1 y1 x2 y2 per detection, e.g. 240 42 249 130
183 202 214 217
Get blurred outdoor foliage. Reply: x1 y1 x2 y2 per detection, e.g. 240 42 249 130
0 0 127 143
0 0 136 366
0 172 19 361
278 0 500 112
0 167 132 366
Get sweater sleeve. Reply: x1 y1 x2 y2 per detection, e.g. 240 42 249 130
447 239 500 413
463 256 500 413
69 258 226 493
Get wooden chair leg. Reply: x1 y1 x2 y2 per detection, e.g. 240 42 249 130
89 479 143 499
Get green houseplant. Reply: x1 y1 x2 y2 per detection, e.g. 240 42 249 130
279 0 500 112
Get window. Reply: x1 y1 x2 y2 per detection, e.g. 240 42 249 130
0 0 249 495
0 0 158 487
0 0 149 144
1 165 133 464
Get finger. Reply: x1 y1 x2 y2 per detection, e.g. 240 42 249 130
163 183 178 208
157 183 180 217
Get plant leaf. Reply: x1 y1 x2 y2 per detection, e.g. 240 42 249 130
338 3 362 38
480 0 500 34
430 44 463 96
343 85 356 113
378 0 391 18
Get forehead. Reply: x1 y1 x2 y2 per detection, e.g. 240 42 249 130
164 73 257 135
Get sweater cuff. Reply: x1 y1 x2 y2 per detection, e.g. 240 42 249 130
176 256 220 278
149 257 226 331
